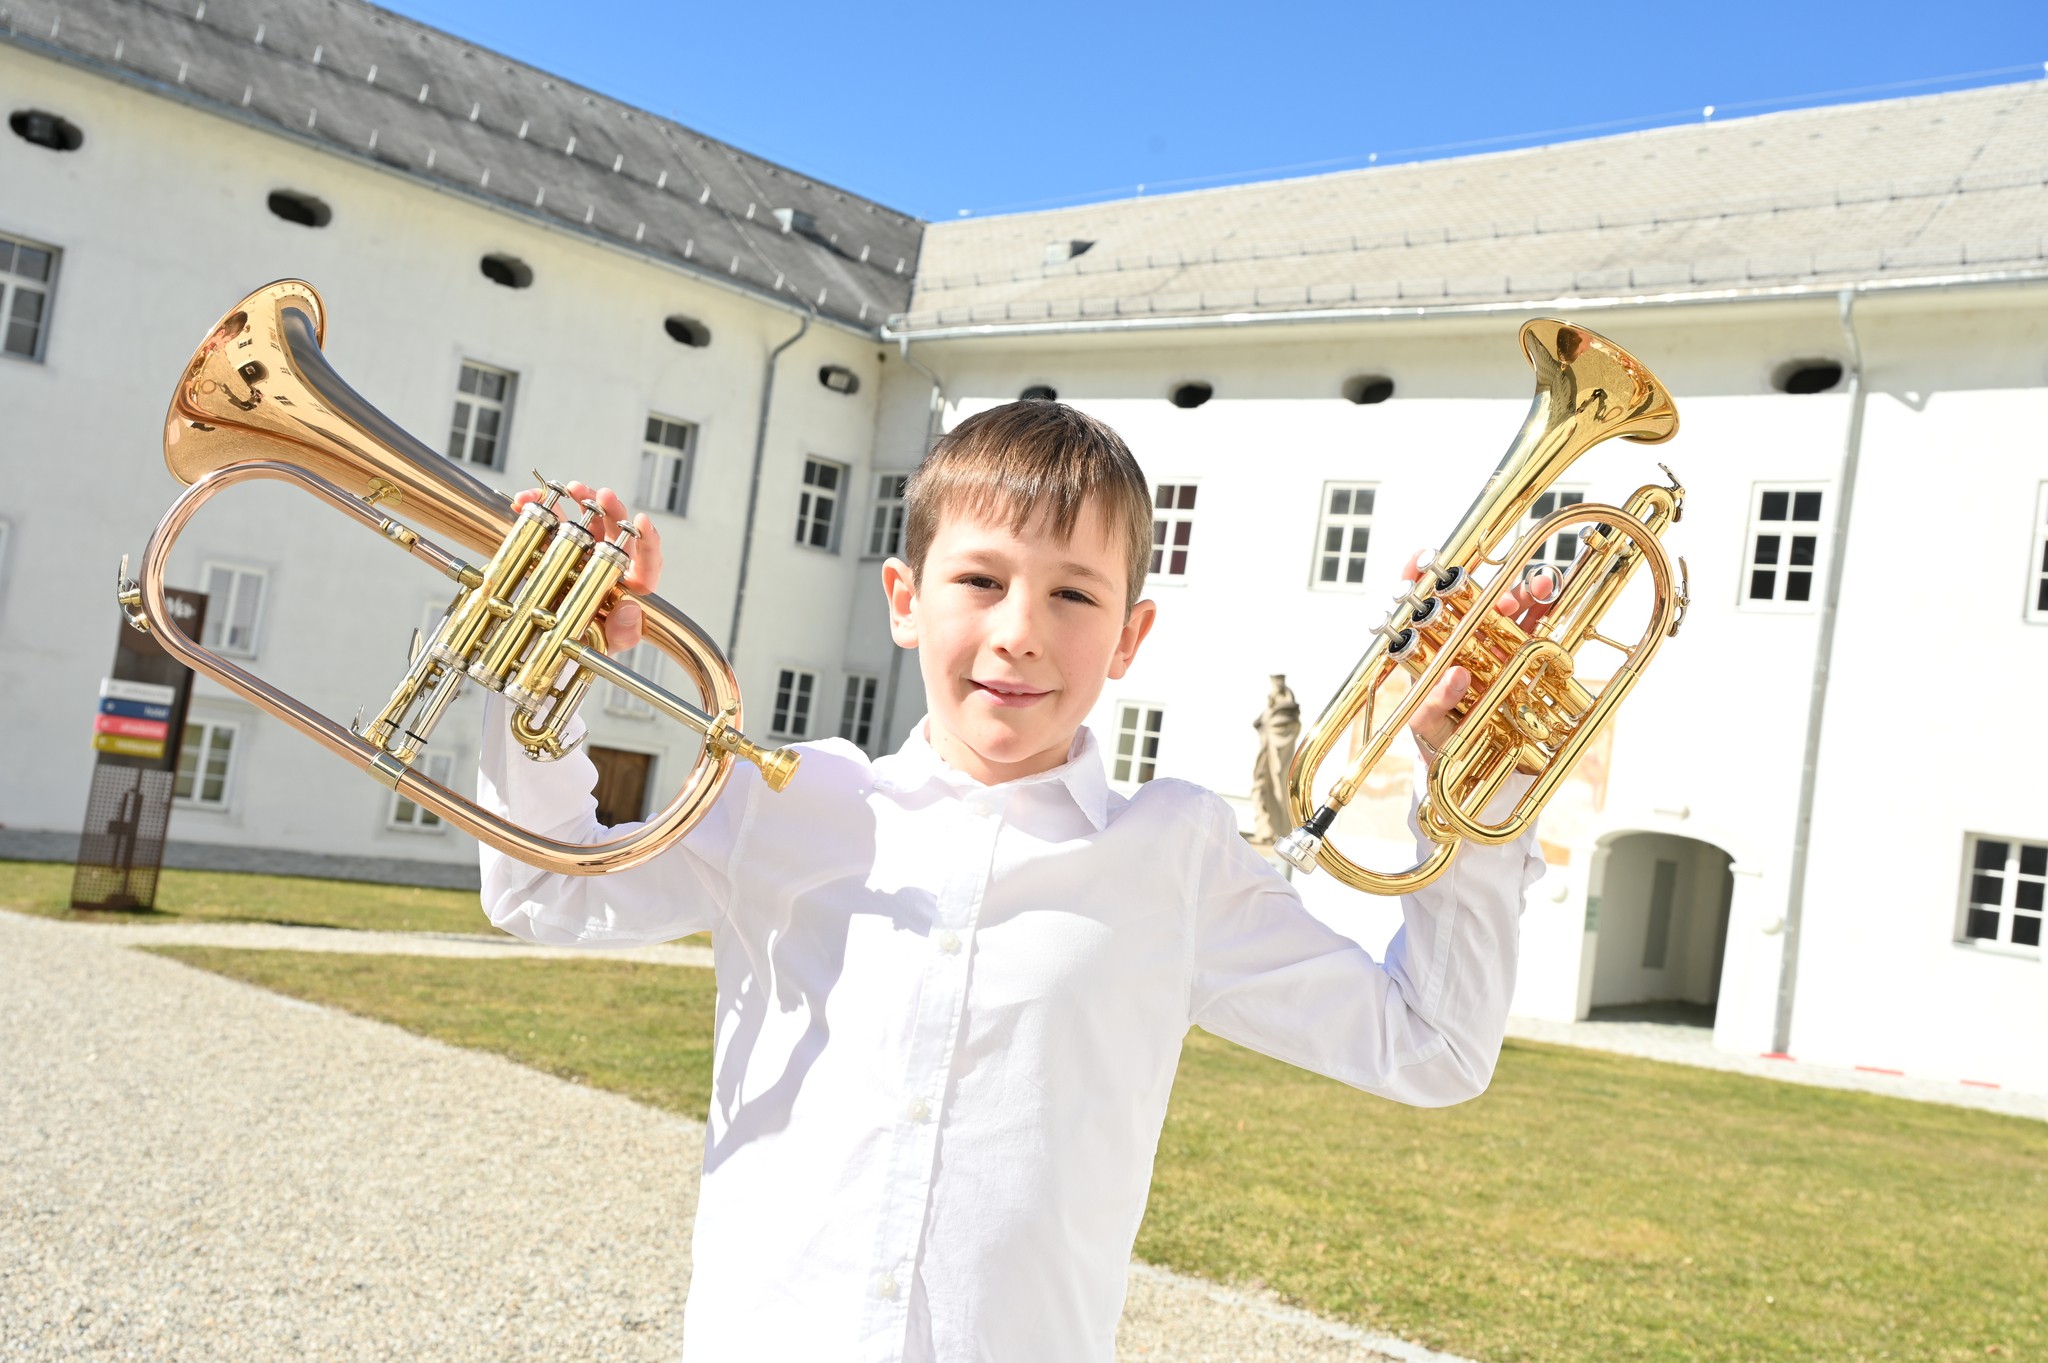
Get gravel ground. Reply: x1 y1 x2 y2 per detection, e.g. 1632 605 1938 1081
0 911 1432 1363
50 915 715 967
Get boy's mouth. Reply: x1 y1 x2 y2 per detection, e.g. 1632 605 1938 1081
969 679 1051 707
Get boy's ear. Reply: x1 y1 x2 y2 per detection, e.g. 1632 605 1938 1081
1106 598 1157 681
880 557 919 648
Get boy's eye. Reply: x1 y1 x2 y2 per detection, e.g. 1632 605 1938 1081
960 574 1000 590
1057 589 1097 605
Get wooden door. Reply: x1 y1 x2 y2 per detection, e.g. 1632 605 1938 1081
588 746 653 827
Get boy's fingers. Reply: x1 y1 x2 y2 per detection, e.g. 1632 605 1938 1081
607 600 643 651
625 513 663 595
1410 664 1472 753
1400 548 1426 584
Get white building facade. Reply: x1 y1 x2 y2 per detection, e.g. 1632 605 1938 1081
2 1 2042 1093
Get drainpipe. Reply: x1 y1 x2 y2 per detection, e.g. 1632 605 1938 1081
875 339 946 749
1774 289 1867 1054
728 310 811 657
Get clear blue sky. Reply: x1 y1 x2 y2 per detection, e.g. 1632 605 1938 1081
379 0 2048 221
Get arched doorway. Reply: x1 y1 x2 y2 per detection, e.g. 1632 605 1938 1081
1583 832 1735 1025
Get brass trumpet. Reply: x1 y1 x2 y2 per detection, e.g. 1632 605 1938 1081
115 280 796 876
1277 319 1687 894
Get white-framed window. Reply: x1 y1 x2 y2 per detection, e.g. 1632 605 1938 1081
839 673 879 749
449 361 515 468
389 751 456 830
1959 834 2045 953
603 642 662 719
1524 487 1588 578
200 563 268 658
772 667 819 738
1152 483 1197 580
1112 702 1165 784
1312 482 1375 588
0 234 58 362
640 414 695 517
1742 484 1827 608
796 458 846 551
866 472 909 558
173 719 239 808
2027 482 2048 624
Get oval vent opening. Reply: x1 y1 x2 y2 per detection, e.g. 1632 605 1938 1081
1772 359 1843 394
1019 384 1057 401
480 253 534 289
664 314 711 347
1342 374 1395 405
1169 381 1213 409
819 364 860 396
267 189 332 228
9 109 84 151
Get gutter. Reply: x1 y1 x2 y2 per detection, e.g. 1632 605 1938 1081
873 341 947 750
881 267 2048 342
727 310 812 657
1774 289 1869 1055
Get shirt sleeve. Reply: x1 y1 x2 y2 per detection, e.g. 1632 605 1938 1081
1186 773 1545 1107
475 694 755 947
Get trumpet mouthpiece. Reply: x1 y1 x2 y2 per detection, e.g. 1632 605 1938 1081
1275 827 1323 873
753 745 801 792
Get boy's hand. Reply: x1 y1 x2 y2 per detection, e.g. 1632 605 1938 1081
1402 551 1558 766
509 482 663 652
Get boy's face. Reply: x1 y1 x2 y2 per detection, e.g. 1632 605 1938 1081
883 499 1156 786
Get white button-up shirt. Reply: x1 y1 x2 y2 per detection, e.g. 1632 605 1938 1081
479 708 1540 1363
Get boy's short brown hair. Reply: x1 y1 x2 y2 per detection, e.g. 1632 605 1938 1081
902 400 1154 611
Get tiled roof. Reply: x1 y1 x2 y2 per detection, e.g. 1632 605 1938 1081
1 0 923 330
899 80 2048 334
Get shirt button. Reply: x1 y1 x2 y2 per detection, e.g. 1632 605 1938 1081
938 930 961 955
875 1271 899 1300
907 1097 931 1123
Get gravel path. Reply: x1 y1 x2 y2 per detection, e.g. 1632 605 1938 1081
49 915 715 967
0 911 1436 1362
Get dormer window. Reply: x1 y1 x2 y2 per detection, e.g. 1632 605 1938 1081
9 109 83 151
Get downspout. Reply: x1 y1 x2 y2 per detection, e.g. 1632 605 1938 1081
728 310 811 657
1774 289 1867 1054
875 339 946 749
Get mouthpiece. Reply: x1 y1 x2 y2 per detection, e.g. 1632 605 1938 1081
1275 806 1339 873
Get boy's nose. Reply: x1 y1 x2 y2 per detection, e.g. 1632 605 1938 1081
989 596 1042 657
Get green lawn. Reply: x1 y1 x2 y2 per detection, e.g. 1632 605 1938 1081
149 946 2047 1363
0 859 500 935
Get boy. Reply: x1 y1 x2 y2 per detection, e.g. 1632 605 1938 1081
479 400 1547 1362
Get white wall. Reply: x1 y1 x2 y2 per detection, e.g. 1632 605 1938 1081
0 47 896 873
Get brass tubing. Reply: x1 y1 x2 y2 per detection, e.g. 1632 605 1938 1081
129 459 737 875
469 520 591 692
508 541 630 710
435 504 554 664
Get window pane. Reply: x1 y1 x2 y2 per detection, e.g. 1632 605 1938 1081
1533 493 1555 517
1178 485 1197 510
3 318 34 357
2038 578 2048 613
1792 490 1822 521
1150 548 1163 573
16 246 50 280
470 433 496 465
1561 491 1584 507
2014 915 2042 948
816 463 839 491
477 370 506 401
1785 572 1812 602
1155 486 1173 509
1172 521 1192 547
1754 534 1780 565
0 242 14 273
1320 558 1339 582
1117 732 1134 756
1113 755 1131 782
1971 872 2005 905
645 415 662 442
458 366 479 395
1169 549 1186 575
1154 520 1168 546
2020 845 2047 877
1345 557 1365 584
1350 527 1369 553
1965 907 2001 939
1329 489 1350 515
1789 536 1816 567
1324 527 1343 552
1974 840 2009 870
1749 569 1776 599
1355 489 1374 514
1145 710 1162 732
2016 880 2043 913
1760 491 1789 521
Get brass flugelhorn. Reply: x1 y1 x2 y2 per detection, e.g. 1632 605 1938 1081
114 280 797 876
1277 319 1687 894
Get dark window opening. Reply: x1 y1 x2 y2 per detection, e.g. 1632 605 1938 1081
266 190 332 228
9 110 83 152
818 364 860 396
1773 359 1844 394
1019 384 1057 401
1169 381 1212 409
479 254 533 289
664 315 711 347
1342 374 1395 405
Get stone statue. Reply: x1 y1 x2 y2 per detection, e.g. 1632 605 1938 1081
1249 674 1301 847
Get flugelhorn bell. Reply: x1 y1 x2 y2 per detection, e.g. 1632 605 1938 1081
118 280 797 877
1279 318 1687 895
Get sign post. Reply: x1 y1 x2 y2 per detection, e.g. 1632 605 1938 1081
70 590 207 911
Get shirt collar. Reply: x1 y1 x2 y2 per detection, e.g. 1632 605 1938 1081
874 717 1112 832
